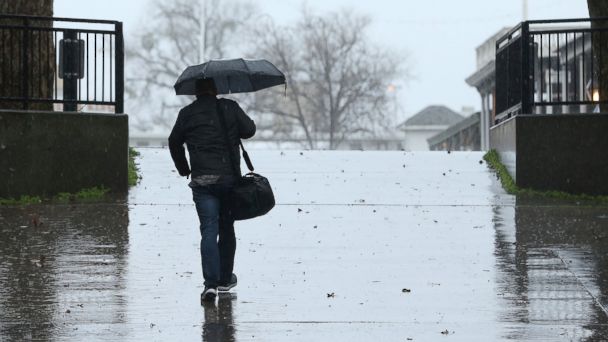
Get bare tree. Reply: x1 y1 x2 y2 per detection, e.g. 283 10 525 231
250 9 406 149
0 0 54 111
126 0 257 131
588 0 608 112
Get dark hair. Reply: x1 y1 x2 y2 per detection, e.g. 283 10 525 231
195 78 217 95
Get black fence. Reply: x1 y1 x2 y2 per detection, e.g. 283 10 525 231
495 18 608 124
0 15 123 113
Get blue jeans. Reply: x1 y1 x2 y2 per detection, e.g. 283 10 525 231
192 181 236 288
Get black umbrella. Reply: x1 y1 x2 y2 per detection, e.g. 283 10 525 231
174 58 286 95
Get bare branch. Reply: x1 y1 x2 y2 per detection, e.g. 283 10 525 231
126 0 259 129
250 8 406 149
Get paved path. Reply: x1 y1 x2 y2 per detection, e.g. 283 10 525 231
1 148 607 341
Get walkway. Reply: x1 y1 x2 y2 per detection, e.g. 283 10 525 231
1 149 607 341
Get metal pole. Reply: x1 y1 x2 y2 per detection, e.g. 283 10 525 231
523 0 529 21
199 0 207 62
115 22 124 114
521 22 532 114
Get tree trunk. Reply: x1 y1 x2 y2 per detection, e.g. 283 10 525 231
588 0 608 112
0 0 54 111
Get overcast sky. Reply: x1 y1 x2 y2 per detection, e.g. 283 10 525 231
55 0 589 122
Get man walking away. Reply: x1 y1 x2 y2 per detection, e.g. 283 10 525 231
168 79 256 303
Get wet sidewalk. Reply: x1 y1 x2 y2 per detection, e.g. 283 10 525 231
1 148 607 341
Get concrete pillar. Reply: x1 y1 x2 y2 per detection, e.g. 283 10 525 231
480 92 489 150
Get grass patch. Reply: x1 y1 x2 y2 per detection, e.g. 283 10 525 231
0 186 110 206
483 149 518 194
483 149 608 203
129 147 141 187
0 195 42 205
55 186 110 203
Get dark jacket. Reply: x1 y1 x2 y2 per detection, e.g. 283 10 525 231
168 95 256 178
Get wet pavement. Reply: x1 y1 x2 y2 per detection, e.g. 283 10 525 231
1 148 607 341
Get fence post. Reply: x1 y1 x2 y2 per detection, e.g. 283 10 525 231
21 18 29 110
520 21 532 114
115 22 124 114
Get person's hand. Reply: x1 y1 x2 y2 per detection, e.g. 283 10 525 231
179 169 191 178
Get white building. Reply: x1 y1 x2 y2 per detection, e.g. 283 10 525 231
465 27 511 150
396 105 464 151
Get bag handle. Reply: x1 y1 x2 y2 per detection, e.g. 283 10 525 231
216 101 255 175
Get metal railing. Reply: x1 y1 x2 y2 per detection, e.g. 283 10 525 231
495 18 608 124
0 15 124 113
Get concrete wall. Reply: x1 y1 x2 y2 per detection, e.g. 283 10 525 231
490 114 608 195
0 110 128 198
489 116 517 180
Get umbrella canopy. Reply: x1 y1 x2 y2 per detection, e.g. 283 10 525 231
174 58 286 95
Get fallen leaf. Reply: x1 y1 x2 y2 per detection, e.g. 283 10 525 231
31 214 43 227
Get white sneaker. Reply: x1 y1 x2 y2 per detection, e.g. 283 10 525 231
201 287 217 303
218 274 238 292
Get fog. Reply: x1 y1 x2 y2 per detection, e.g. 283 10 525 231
54 0 589 124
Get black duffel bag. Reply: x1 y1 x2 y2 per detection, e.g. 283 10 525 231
217 104 275 221
230 172 275 220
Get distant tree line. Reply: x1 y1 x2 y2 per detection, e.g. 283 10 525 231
126 0 407 149
2 0 606 127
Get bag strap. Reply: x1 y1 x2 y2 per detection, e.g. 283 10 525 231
239 140 255 172
215 100 255 175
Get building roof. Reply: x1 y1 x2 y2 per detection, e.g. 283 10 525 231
427 112 480 147
398 105 464 128
465 60 495 89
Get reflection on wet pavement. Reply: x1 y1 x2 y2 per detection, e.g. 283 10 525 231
203 293 237 342
494 202 608 340
0 148 607 341
0 203 129 341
